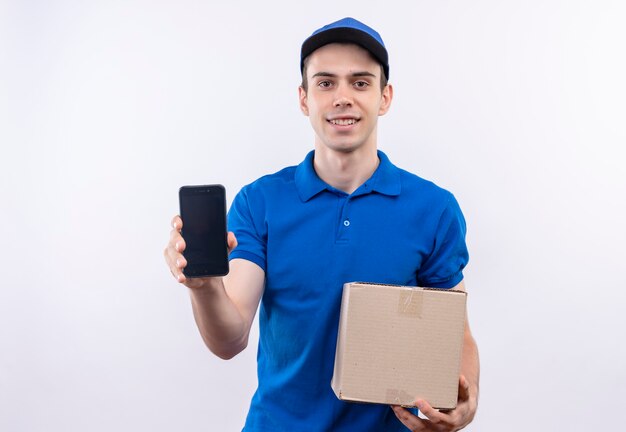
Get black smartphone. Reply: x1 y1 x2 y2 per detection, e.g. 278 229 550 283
178 184 229 277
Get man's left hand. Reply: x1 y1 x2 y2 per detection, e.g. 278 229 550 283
391 374 477 431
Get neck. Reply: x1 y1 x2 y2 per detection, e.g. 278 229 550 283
313 146 380 194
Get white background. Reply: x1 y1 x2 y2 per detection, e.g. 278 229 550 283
1 1 625 431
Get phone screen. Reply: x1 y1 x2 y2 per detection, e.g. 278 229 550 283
179 185 229 277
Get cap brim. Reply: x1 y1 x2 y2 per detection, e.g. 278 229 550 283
300 27 389 79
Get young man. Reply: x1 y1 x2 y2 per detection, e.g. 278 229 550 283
165 17 479 431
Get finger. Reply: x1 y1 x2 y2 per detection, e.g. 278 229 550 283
163 247 185 282
166 234 186 273
458 374 471 401
164 231 187 275
415 399 446 424
165 216 187 283
227 231 238 253
391 405 427 431
172 267 187 283
164 245 187 282
169 229 186 253
171 215 183 232
168 247 187 272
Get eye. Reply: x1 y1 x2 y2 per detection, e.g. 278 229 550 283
354 80 370 89
318 80 333 89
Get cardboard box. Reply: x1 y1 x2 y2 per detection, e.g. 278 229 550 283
331 282 467 409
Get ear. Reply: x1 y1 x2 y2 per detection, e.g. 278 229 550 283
298 86 309 116
378 83 393 116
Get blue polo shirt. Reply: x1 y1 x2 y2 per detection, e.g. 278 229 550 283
228 150 469 432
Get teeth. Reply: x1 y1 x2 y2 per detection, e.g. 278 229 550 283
330 118 357 126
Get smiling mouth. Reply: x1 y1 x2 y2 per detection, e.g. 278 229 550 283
329 118 358 126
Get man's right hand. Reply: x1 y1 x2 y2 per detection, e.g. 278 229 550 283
164 214 263 359
163 215 238 290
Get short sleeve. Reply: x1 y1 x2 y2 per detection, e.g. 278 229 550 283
417 193 469 288
227 186 267 271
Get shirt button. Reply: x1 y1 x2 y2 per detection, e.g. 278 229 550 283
343 220 350 227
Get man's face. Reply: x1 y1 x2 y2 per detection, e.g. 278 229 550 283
299 43 393 155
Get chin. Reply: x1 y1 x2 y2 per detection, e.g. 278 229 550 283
324 142 361 154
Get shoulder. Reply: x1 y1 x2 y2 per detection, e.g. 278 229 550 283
382 155 466 225
395 165 457 207
229 165 298 228
238 165 298 196
232 165 300 215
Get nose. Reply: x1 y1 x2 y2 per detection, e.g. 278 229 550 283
334 96 353 108
333 84 353 108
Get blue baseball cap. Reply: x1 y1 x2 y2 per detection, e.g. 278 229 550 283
300 17 389 80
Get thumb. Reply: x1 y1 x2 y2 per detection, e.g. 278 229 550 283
227 231 238 253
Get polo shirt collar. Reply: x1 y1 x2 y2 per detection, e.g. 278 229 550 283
295 150 401 202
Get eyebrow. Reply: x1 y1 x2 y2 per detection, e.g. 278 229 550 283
311 71 377 79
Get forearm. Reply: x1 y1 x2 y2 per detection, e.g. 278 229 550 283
166 219 263 359
461 323 480 400
189 279 251 360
